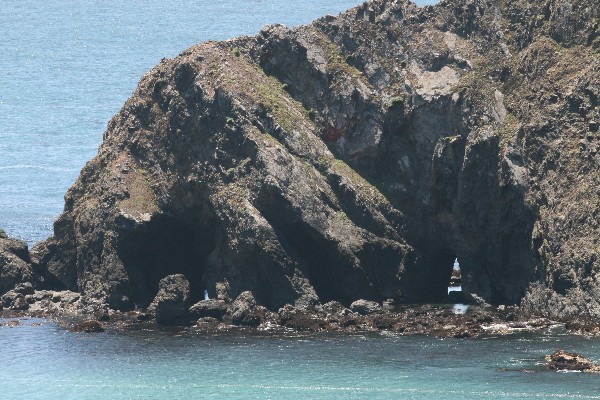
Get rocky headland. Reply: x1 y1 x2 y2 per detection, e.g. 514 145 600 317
0 0 598 335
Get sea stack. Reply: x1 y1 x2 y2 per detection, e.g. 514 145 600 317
27 0 597 319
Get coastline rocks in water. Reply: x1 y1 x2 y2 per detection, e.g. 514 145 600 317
27 290 83 314
1 292 29 311
0 230 34 296
277 304 328 331
1 282 36 310
31 0 598 317
547 350 600 373
227 291 265 327
69 320 104 333
0 288 84 315
189 299 228 320
564 319 600 336
322 300 352 316
350 299 382 315
148 274 190 326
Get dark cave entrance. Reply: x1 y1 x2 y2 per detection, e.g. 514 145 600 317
275 220 357 305
402 244 458 304
117 212 216 308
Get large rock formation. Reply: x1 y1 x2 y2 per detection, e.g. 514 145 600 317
34 0 598 317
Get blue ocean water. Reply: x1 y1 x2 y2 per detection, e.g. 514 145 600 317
2 318 600 399
0 0 436 245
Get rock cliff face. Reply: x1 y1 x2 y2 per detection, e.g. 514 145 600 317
32 0 598 316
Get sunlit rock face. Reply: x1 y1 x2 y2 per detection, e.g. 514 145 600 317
33 0 598 317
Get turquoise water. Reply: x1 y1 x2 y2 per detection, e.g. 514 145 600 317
2 318 600 399
0 0 443 245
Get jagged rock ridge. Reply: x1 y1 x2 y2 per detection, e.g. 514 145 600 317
19 0 597 317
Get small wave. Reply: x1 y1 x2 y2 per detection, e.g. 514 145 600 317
0 164 79 173
235 385 600 398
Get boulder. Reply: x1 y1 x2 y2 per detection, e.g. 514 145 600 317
277 304 328 331
69 320 104 333
547 350 600 373
12 282 34 296
350 299 382 315
0 283 35 310
8 289 86 315
189 299 228 320
0 230 33 296
1 290 29 310
215 281 231 302
322 300 351 316
148 274 190 325
228 291 261 327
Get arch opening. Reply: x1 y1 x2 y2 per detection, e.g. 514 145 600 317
117 211 216 308
448 258 462 294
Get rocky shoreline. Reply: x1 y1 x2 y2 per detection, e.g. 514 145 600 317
0 272 559 339
0 234 548 339
0 299 556 339
0 230 594 339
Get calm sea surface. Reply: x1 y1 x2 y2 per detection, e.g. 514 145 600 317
2 318 600 399
2 2 596 399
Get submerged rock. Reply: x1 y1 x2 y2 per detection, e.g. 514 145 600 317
148 274 191 326
69 320 104 333
547 350 600 373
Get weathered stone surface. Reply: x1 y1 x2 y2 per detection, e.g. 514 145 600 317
148 274 191 325
189 299 228 320
69 320 104 333
1 291 29 311
227 291 262 327
215 281 231 302
24 290 83 315
322 300 351 316
350 299 382 315
31 0 598 319
0 229 33 296
547 350 600 373
224 291 278 327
